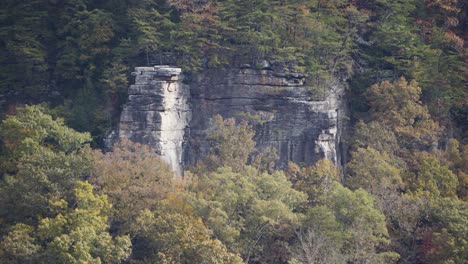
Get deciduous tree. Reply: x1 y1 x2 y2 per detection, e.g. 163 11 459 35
0 181 131 263
91 139 174 234
366 77 442 149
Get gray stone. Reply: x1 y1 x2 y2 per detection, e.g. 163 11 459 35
114 66 348 175
186 69 347 168
118 66 191 176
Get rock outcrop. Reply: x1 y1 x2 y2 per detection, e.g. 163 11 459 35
186 68 347 168
117 66 191 175
115 66 347 174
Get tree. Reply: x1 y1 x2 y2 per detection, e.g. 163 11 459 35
202 115 256 172
55 7 114 84
346 147 402 210
0 181 131 263
91 139 175 234
422 197 468 264
292 206 346 264
429 139 467 199
351 121 399 155
414 152 458 198
169 0 226 71
251 146 279 173
0 105 92 226
0 223 40 264
0 105 91 169
128 0 175 65
295 183 398 264
219 0 280 65
187 166 306 262
358 0 465 122
0 0 51 96
287 159 341 204
129 194 242 263
366 77 442 149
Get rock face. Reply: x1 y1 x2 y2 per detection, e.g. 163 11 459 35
186 68 347 168
118 66 191 175
116 66 347 174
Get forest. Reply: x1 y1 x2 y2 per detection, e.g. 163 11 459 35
0 0 467 263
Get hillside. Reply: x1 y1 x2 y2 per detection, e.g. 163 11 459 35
0 1 466 263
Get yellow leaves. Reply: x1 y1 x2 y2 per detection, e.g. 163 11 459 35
90 139 175 233
366 77 442 148
32 181 131 263
49 198 68 213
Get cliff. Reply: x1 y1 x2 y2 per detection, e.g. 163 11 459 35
113 66 347 174
116 66 191 175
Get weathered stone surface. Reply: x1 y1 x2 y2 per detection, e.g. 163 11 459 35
186 68 347 168
115 66 347 174
118 66 191 175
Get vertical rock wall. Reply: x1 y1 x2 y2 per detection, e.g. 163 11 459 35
115 66 347 174
118 66 191 175
186 68 347 168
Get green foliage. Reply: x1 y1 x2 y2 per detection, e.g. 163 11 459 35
56 8 114 81
187 166 307 262
353 0 466 122
0 105 91 161
346 147 402 197
295 183 398 264
251 146 279 173
38 181 131 263
203 115 256 172
425 197 468 264
415 153 459 198
0 181 131 264
169 0 226 71
0 105 92 226
0 0 50 95
351 121 399 155
0 224 40 264
0 0 466 262
128 1 175 65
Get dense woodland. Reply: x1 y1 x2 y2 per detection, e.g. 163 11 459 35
0 0 467 263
